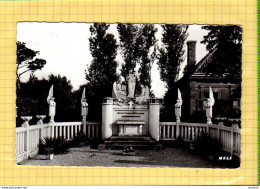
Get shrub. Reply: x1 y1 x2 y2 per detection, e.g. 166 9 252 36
160 137 187 149
52 137 71 154
88 138 103 149
172 137 187 149
193 132 221 159
69 132 89 147
38 137 54 155
38 137 70 155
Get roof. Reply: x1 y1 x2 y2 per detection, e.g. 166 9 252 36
193 48 217 74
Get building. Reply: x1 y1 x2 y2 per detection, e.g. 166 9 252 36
176 41 241 120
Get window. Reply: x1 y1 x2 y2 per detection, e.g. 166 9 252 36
204 92 209 98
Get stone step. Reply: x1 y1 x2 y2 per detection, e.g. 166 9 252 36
110 136 151 141
105 140 158 145
100 143 162 150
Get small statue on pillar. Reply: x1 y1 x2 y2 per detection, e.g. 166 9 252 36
127 70 136 98
81 98 88 120
47 85 56 123
175 88 182 123
205 87 215 124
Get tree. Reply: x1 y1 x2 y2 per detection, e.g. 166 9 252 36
138 24 158 88
201 25 242 83
157 25 188 88
117 23 142 80
16 74 79 126
16 41 46 85
85 23 118 121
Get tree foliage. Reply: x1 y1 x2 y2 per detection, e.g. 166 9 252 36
16 41 46 83
138 24 158 88
16 74 79 126
117 23 141 80
117 23 158 88
201 25 242 83
157 25 188 88
85 23 118 121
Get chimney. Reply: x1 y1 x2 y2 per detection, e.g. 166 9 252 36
187 41 197 67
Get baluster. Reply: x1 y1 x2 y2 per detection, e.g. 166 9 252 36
54 126 57 139
184 126 186 140
96 125 99 138
66 126 69 139
88 124 91 138
62 126 65 139
58 126 60 138
21 132 24 153
166 125 170 138
17 133 20 154
92 125 95 138
172 125 174 139
162 125 166 139
32 130 34 149
188 127 191 140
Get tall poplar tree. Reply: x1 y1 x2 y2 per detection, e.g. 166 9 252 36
86 23 118 121
138 24 158 88
157 24 188 89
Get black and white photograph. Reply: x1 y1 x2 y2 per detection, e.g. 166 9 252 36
15 22 241 168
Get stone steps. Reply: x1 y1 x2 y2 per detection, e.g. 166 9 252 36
110 136 151 141
98 136 162 150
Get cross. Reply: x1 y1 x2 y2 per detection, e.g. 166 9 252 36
128 100 134 109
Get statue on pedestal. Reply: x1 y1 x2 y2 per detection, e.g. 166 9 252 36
81 99 88 120
175 88 182 123
47 85 56 123
206 87 215 124
112 76 127 100
127 70 136 98
136 84 150 104
81 87 88 120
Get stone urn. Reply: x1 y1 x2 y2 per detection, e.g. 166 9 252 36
228 118 241 128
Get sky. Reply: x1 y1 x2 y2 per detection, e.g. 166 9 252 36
17 22 209 98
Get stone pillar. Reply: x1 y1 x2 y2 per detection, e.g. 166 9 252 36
149 98 160 141
36 115 46 141
21 116 32 159
102 97 114 140
36 115 46 125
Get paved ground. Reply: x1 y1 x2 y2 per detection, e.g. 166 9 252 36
19 146 238 168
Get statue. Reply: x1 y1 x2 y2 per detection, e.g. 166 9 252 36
205 87 215 124
47 85 56 123
112 77 127 100
175 88 183 123
81 99 88 119
81 88 88 119
127 70 136 98
136 84 150 104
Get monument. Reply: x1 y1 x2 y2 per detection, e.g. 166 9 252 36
205 87 215 124
102 71 161 141
175 88 183 123
47 85 56 123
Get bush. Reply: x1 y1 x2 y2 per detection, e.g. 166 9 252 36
88 138 103 149
193 132 221 159
38 137 54 155
38 137 70 155
69 132 89 147
172 137 187 149
160 137 187 149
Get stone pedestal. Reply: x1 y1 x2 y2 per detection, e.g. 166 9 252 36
102 97 114 139
149 98 160 141
117 121 144 136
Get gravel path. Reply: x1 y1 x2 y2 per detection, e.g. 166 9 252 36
19 146 237 168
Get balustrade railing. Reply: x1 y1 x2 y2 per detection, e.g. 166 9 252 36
159 122 241 157
16 120 101 163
